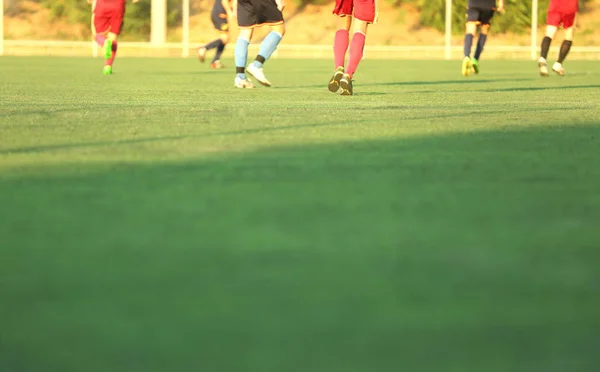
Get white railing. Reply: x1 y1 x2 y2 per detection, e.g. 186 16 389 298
2 40 600 60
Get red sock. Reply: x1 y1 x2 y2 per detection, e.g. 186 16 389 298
333 29 349 69
106 41 118 66
94 34 106 47
346 32 366 78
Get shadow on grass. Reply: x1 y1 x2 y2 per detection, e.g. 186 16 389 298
1 125 600 372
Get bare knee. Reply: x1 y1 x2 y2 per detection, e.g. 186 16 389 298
352 19 368 34
238 28 253 41
480 24 490 35
465 22 477 35
337 15 352 31
564 26 575 41
545 25 558 39
271 23 285 37
219 32 230 44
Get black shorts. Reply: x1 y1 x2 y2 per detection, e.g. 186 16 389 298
211 12 229 32
466 7 495 25
237 0 284 28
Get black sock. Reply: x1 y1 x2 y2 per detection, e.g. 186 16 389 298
212 40 225 63
540 36 552 59
558 40 572 63
474 34 487 60
236 67 245 74
464 34 474 57
204 39 221 50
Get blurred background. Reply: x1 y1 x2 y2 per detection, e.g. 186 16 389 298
1 0 598 59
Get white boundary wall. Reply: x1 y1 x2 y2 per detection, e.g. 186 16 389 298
2 40 600 60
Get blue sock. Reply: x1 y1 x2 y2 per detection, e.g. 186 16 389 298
464 33 474 57
235 37 249 79
251 32 282 68
474 34 487 60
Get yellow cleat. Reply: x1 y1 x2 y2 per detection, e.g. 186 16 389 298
461 56 472 77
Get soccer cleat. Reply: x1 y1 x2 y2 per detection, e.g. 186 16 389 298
197 47 207 63
211 60 224 69
246 63 271 87
461 56 472 77
552 62 565 76
538 57 549 77
103 65 112 75
471 58 480 74
328 66 344 93
234 76 255 89
103 39 113 60
339 73 353 96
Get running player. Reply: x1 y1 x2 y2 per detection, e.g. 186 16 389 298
88 0 139 75
197 0 234 69
327 0 377 95
232 0 286 88
538 0 579 76
462 0 504 76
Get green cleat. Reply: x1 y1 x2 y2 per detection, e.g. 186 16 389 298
471 58 479 74
103 39 113 60
103 65 112 75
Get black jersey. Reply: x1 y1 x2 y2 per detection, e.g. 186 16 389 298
468 0 496 9
212 0 225 16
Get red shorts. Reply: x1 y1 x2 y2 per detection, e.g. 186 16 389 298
547 11 576 28
94 7 125 34
333 0 376 23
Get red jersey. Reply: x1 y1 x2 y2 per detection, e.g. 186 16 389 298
95 0 126 11
549 0 579 13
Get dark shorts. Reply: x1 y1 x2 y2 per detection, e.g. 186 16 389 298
94 7 125 34
466 7 495 25
211 12 230 32
237 0 284 28
333 0 376 23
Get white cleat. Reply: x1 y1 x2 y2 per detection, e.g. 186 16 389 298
234 76 255 89
246 64 272 87
553 62 565 76
538 57 549 77
197 47 207 63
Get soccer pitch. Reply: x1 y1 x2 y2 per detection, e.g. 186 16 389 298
1 57 600 371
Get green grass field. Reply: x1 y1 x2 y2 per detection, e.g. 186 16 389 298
1 56 600 372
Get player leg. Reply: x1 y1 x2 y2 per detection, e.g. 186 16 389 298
554 14 576 76
340 0 375 96
462 8 479 76
329 15 352 93
234 0 256 88
246 22 285 87
199 13 228 65
246 0 286 88
211 29 230 68
340 19 368 96
472 11 492 75
234 27 255 88
539 10 560 77
102 10 124 75
463 22 478 76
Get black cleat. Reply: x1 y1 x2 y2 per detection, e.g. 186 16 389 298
339 73 353 96
328 66 344 93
